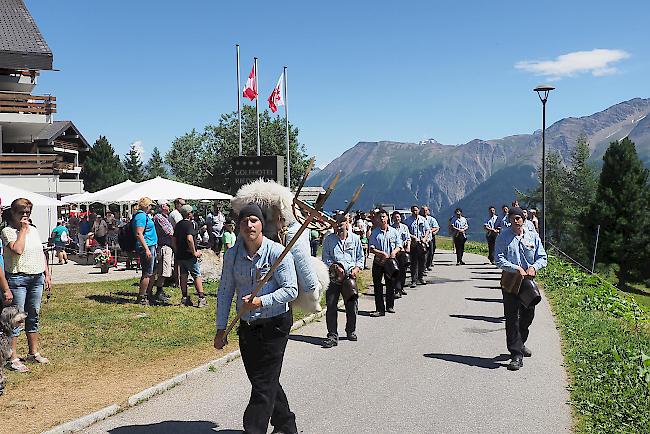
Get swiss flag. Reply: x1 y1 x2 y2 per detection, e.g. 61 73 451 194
268 72 284 113
242 63 257 100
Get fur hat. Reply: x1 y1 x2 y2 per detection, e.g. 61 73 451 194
231 180 297 224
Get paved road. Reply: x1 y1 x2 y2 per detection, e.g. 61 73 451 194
83 251 571 434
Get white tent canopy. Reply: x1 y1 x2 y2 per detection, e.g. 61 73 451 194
64 180 136 205
105 177 232 203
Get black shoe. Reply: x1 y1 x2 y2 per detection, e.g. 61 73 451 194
410 282 417 288
346 332 358 341
460 261 466 265
370 311 385 317
522 346 532 357
394 292 402 299
401 289 408 295
507 356 523 371
322 337 338 348
426 267 432 271
386 308 395 313
154 290 170 305
417 279 426 285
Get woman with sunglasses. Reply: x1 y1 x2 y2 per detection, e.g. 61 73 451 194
0 198 52 372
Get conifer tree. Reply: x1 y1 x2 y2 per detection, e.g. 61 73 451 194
81 136 126 192
145 146 168 179
590 138 650 288
123 143 145 182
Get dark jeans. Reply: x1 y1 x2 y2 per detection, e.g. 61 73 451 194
238 311 297 434
502 290 536 358
454 235 466 263
325 281 358 337
486 233 497 262
310 239 320 257
410 243 426 283
372 262 395 312
426 236 436 268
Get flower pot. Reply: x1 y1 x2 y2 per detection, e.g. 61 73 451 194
100 262 110 274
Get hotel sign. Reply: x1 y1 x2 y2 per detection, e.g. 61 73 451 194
231 156 285 194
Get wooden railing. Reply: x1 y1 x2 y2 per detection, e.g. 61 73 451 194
0 92 56 115
0 154 73 175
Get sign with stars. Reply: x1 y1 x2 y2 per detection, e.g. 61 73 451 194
231 155 285 194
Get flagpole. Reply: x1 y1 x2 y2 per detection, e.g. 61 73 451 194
284 66 290 188
236 45 242 156
254 57 261 156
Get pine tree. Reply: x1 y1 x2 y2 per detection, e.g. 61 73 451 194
123 143 145 182
145 147 168 179
81 136 126 192
590 138 650 288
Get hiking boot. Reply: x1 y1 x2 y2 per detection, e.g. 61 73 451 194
180 296 193 307
322 337 338 348
137 295 150 306
197 297 208 308
154 290 170 305
522 346 532 357
410 282 417 288
386 308 395 313
346 332 358 341
394 291 402 299
401 289 408 296
417 279 426 285
507 356 523 371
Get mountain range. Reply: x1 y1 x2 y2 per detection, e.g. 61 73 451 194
307 98 650 238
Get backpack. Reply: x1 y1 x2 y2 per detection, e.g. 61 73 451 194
118 213 140 252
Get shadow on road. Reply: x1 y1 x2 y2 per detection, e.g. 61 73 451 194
449 314 505 323
423 353 510 369
289 334 327 346
474 285 503 290
108 421 228 433
465 297 503 303
474 276 501 281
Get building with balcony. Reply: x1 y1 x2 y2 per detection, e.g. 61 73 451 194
0 0 90 199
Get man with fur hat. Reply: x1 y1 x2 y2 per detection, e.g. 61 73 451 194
321 212 364 348
215 202 299 434
495 206 547 371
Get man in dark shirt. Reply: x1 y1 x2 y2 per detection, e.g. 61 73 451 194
173 205 207 308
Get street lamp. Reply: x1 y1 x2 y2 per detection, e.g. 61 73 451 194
534 84 554 248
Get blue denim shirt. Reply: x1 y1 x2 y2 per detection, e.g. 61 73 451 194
216 236 297 329
368 226 403 254
495 228 547 273
403 215 430 239
321 232 364 273
484 214 498 230
426 216 439 230
392 222 410 244
497 214 511 229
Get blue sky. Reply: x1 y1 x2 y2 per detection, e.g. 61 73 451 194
27 0 649 168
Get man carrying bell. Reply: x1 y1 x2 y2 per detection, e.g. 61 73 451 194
321 212 365 348
495 207 547 371
368 209 403 316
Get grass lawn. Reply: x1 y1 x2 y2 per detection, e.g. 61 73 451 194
0 271 372 434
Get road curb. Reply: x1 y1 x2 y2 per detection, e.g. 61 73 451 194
42 404 121 434
44 306 329 433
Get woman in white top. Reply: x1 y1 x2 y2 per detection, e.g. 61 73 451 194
1 198 52 372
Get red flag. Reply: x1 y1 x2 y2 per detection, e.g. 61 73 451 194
242 63 257 100
268 72 285 113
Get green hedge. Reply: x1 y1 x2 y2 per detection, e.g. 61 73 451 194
539 257 650 433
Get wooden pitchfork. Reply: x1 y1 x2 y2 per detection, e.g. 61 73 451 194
223 163 359 337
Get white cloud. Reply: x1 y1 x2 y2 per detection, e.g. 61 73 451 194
515 49 630 80
130 140 145 160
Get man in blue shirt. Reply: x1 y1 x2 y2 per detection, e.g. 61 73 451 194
133 197 158 306
214 203 298 434
484 206 499 264
403 205 430 287
368 209 403 316
321 213 364 347
78 215 92 255
496 204 510 231
421 205 440 271
391 211 410 297
495 207 548 371
451 208 469 265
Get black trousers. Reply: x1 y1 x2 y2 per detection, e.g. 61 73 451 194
372 262 395 312
426 236 436 268
453 235 466 263
502 291 536 358
486 233 497 263
410 243 426 283
325 281 358 337
239 311 297 434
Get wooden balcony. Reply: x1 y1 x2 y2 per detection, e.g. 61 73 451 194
0 153 73 175
0 92 56 115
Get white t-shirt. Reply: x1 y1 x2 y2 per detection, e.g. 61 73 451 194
168 209 183 228
1 225 46 274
